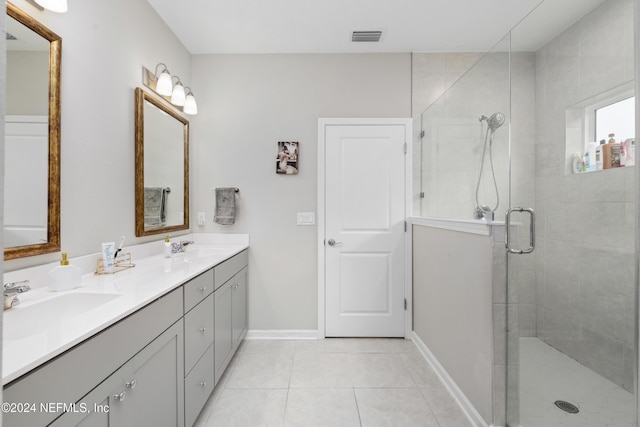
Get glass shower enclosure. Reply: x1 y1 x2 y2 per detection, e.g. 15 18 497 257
418 0 638 425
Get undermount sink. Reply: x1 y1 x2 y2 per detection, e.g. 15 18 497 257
176 248 230 262
3 292 123 340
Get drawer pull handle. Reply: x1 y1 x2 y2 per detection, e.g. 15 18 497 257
199 286 207 292
199 327 207 333
126 379 137 389
113 391 126 402
199 381 207 387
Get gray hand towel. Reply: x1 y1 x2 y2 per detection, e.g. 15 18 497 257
214 188 236 225
144 187 167 226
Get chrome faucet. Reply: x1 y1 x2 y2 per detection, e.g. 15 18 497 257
4 280 31 310
171 240 195 254
473 205 494 222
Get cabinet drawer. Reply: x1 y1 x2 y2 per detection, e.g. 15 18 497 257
214 250 248 290
184 269 214 313
184 293 214 375
184 344 215 427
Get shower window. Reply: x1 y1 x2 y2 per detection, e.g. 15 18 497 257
592 95 635 144
564 81 635 174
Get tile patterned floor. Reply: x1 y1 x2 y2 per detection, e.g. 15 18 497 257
194 338 474 427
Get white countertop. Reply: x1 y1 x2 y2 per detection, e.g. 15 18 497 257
2 234 249 385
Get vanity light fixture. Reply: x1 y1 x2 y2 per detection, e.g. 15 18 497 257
33 0 67 13
183 88 198 115
170 76 186 107
142 63 198 115
154 63 173 96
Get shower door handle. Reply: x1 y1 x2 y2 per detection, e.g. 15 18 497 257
505 207 535 254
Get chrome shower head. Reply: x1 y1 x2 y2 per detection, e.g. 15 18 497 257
487 112 505 132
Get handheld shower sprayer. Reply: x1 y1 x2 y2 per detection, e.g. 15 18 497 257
479 112 505 132
487 112 505 132
474 112 505 220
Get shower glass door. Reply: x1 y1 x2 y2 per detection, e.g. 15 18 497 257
508 0 638 426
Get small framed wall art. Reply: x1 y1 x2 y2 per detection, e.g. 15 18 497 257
276 141 299 175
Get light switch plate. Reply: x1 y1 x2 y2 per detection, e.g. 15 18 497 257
197 212 206 226
297 212 315 226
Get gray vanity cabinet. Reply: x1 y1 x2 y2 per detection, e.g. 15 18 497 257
184 294 215 373
214 250 248 384
231 268 248 348
129 320 184 427
50 319 185 427
214 280 233 383
2 250 248 427
184 344 214 426
182 269 215 427
3 288 183 427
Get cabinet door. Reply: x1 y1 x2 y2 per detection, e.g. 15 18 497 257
232 267 248 349
51 321 184 427
214 281 233 384
49 364 128 427
129 319 185 427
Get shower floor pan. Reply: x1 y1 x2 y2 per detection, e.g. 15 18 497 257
520 337 634 427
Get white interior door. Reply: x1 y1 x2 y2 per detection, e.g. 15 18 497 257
323 122 407 337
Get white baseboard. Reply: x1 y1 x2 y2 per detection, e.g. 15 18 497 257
411 332 494 427
245 329 319 340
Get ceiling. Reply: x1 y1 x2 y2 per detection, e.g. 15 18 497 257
147 0 606 55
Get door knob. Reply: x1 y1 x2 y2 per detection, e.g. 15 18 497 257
327 239 343 247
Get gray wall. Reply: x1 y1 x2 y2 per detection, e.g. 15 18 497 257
5 0 193 272
412 224 498 425
190 54 411 331
3 2 412 333
534 0 636 391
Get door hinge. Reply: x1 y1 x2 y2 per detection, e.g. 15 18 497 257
420 192 425 199
403 142 407 154
404 299 407 310
420 130 425 138
404 221 407 232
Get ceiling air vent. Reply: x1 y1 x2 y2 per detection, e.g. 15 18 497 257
352 31 382 42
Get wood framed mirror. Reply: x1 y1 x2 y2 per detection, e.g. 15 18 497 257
5 2 61 260
135 88 189 237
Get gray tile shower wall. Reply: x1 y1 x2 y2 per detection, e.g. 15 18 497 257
534 0 636 392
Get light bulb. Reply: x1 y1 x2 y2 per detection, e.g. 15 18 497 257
156 70 173 96
184 93 198 115
171 82 186 106
34 0 68 12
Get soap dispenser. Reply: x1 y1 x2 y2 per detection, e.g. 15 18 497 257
164 235 172 258
48 252 82 291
